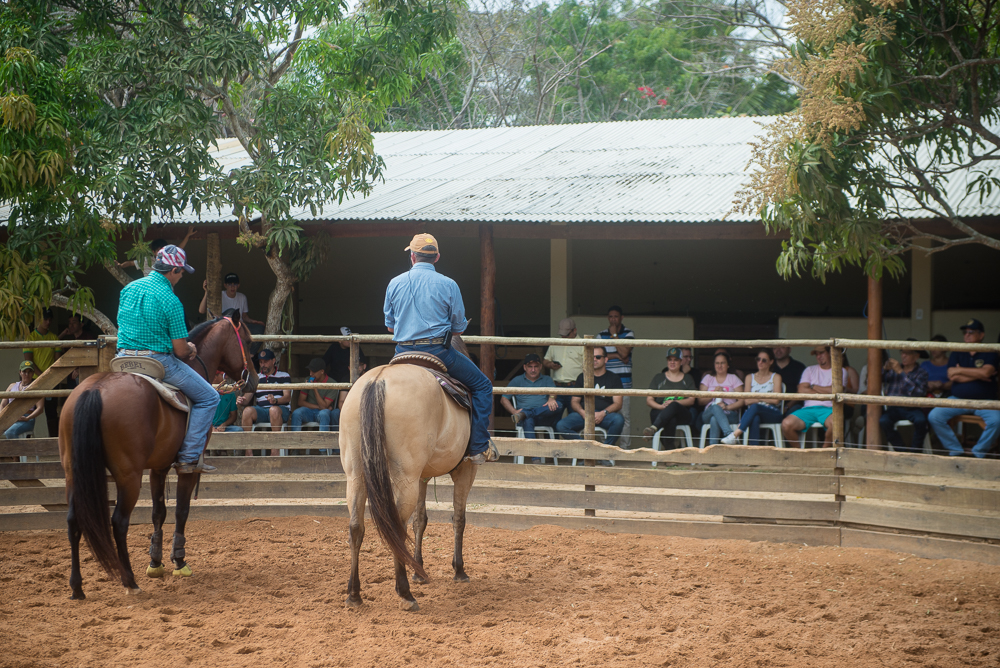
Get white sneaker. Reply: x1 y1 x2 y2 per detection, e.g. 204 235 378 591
720 432 739 445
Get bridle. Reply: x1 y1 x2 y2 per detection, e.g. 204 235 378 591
215 316 253 395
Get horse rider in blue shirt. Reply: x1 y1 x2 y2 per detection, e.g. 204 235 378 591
384 234 499 464
115 245 220 474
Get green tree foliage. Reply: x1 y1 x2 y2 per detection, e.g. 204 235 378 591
382 0 797 130
1 0 458 337
735 0 1000 281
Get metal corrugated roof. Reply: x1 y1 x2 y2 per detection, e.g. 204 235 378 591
5 116 999 226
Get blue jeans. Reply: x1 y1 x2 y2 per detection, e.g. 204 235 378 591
290 406 340 432
396 343 493 455
928 402 1000 458
879 406 929 453
514 404 561 439
148 353 220 464
738 403 784 446
4 418 35 439
703 403 738 443
555 411 624 445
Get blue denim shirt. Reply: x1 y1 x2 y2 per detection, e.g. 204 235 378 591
384 262 468 342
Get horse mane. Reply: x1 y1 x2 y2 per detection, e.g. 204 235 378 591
187 317 223 344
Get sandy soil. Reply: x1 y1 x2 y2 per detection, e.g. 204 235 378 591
1 516 999 668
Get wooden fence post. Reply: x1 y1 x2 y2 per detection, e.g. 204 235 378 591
831 345 844 447
349 339 360 384
583 335 596 517
866 275 883 448
97 336 115 373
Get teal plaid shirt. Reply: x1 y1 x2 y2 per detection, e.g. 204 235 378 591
116 272 188 352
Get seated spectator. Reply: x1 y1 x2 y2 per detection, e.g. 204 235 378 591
556 346 625 448
501 354 559 463
698 352 744 445
715 348 745 381
642 348 696 447
878 341 930 453
117 229 193 276
781 346 848 447
928 319 1000 458
199 273 264 326
853 350 889 445
722 348 784 445
772 344 806 415
543 318 583 412
2 362 44 439
290 358 340 432
211 370 242 433
238 348 290 455
323 326 363 383
921 334 952 397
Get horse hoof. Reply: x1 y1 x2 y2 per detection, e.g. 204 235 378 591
399 599 420 612
70 591 86 601
411 574 428 585
172 565 193 577
345 597 363 609
146 566 166 578
453 573 471 583
125 586 142 596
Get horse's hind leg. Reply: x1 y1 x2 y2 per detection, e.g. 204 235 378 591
146 469 169 578
67 498 86 600
393 485 420 611
112 480 141 593
450 461 479 583
170 472 198 576
346 476 367 608
411 478 430 585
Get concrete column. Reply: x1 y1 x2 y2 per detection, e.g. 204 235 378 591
910 238 933 340
550 233 572 336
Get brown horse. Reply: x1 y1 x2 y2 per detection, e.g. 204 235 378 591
58 313 258 599
339 340 479 611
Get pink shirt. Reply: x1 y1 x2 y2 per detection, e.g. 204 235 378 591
700 373 742 407
801 364 849 407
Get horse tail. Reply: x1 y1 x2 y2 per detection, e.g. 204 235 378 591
359 377 427 581
70 389 121 579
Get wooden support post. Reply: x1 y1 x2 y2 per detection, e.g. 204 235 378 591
206 232 222 319
830 345 844 447
582 335 596 516
480 224 496 433
349 339 360 384
97 336 115 373
866 275 883 449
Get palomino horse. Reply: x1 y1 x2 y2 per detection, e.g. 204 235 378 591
58 313 258 599
339 338 478 611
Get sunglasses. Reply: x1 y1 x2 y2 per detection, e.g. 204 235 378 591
756 357 770 362
593 355 606 359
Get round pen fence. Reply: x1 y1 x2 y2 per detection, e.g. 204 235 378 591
2 335 998 565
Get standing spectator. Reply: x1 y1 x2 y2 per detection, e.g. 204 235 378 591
323 326 362 383
722 349 784 446
698 352 745 445
928 319 1000 458
117 228 194 276
643 348 696 446
543 318 583 412
2 362 44 439
772 344 806 415
781 346 848 447
556 346 625 448
198 273 264 326
878 342 930 453
502 353 559 463
290 358 340 432
238 348 290 455
22 308 61 437
597 306 634 447
922 334 952 397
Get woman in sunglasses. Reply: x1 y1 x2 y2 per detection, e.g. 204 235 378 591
721 349 784 445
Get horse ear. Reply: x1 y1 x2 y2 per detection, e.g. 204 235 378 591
231 310 242 327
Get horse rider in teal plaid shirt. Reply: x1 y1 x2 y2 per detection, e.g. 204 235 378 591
116 245 220 473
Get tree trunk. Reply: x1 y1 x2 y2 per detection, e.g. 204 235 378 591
104 261 133 287
262 247 295 339
50 294 117 334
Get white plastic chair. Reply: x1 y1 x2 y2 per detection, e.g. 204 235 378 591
650 425 695 467
252 420 287 456
798 422 825 449
511 397 558 465
16 428 36 463
742 384 786 448
569 426 609 466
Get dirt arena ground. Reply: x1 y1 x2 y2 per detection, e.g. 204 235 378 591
1 516 998 668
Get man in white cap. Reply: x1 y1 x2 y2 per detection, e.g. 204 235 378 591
543 317 582 413
384 233 498 464
116 245 220 473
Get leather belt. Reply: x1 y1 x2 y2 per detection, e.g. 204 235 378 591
397 337 446 346
116 349 161 356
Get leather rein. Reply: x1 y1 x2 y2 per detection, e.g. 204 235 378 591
194 316 252 395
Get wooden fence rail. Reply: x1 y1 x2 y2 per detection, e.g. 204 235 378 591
3 435 998 565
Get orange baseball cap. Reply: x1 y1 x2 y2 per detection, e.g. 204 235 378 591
404 233 439 254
